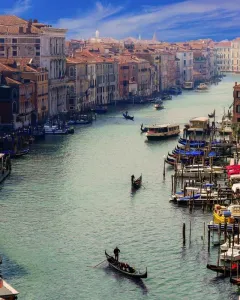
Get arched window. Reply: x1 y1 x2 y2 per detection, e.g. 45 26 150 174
69 67 74 77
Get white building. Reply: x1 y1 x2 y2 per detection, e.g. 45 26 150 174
39 26 67 115
214 41 232 73
176 51 193 86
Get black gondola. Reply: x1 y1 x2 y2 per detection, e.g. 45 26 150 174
131 174 142 189
206 264 234 276
140 124 148 133
105 251 147 279
123 113 134 121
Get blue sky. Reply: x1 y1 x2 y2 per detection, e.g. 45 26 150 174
1 0 240 41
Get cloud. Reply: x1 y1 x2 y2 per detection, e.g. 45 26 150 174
4 0 31 15
55 0 240 41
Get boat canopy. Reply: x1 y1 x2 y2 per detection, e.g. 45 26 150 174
174 149 204 156
232 183 240 193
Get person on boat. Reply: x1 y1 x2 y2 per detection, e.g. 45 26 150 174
114 247 120 261
131 175 135 185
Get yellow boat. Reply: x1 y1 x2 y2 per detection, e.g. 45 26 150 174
213 204 234 224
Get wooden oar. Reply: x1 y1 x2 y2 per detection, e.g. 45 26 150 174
88 259 106 268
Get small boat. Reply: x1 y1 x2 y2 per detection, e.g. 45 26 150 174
67 126 75 134
196 83 208 91
131 174 142 190
0 153 11 184
146 124 180 140
67 119 92 125
105 251 147 279
154 103 164 110
44 125 68 135
92 106 108 114
206 264 236 276
213 204 234 224
123 113 134 121
182 82 194 90
161 94 172 100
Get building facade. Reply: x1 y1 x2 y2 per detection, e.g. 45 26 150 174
233 81 240 123
214 42 232 73
176 51 193 86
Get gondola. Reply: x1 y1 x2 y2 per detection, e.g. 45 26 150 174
131 174 142 189
123 113 134 121
140 124 148 133
105 251 147 279
230 277 240 285
206 264 233 276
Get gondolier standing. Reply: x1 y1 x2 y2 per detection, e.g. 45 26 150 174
114 247 120 261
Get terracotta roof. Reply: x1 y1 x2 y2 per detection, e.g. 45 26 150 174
5 77 21 85
0 62 15 72
0 15 42 34
0 58 33 67
215 41 231 47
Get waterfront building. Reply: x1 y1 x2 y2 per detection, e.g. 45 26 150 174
233 81 240 123
66 55 96 111
159 52 177 91
21 65 49 123
176 51 193 87
0 63 36 128
231 39 240 73
0 16 67 117
214 41 232 73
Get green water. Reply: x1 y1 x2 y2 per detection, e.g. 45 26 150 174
1 75 240 300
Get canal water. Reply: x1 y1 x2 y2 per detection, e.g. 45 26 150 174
1 75 240 300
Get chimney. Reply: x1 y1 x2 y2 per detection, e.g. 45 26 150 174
19 26 24 34
235 82 238 86
26 19 32 34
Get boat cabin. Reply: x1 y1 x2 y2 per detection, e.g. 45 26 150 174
229 205 240 218
0 279 19 299
146 124 180 140
188 117 209 133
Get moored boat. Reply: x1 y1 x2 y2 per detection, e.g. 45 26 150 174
105 251 147 279
92 106 108 114
213 204 234 224
154 103 164 110
206 264 236 276
140 124 148 133
0 153 11 184
146 124 180 140
44 125 68 135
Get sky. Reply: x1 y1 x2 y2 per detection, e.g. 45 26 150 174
1 0 240 41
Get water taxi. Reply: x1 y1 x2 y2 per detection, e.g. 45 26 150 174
146 124 180 140
213 204 233 224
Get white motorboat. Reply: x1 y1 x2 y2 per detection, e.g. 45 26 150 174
44 125 68 135
196 83 208 91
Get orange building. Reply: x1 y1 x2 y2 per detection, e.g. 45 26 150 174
233 82 240 123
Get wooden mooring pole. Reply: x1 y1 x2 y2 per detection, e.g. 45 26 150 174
208 228 211 253
183 223 186 246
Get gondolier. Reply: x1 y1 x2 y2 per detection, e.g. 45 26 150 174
114 247 120 261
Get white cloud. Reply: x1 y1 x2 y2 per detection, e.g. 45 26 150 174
4 0 31 15
55 0 240 41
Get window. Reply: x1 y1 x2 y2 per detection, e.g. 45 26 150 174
236 105 240 113
12 38 17 43
184 60 186 66
13 51 17 57
0 46 4 51
237 91 240 98
69 67 74 77
0 38 4 43
36 39 40 43
36 52 40 56
36 45 40 50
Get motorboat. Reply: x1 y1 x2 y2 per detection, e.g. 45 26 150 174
146 124 180 140
154 103 164 110
196 83 208 91
44 124 68 135
213 204 233 224
186 117 210 134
